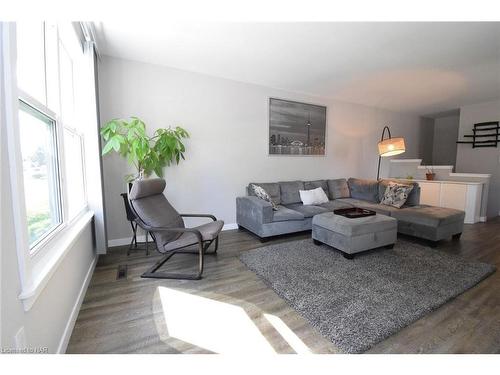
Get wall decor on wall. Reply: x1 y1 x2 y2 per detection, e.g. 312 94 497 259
269 98 327 155
456 121 499 148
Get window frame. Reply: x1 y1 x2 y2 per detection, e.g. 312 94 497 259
18 92 65 254
62 124 88 223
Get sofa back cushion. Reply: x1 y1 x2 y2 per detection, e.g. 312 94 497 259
378 179 420 206
304 180 329 198
327 178 350 199
248 182 281 204
279 181 305 205
347 178 379 202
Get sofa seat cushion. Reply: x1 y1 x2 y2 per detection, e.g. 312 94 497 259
327 178 350 199
318 199 354 211
279 181 305 205
390 205 465 227
272 206 305 222
248 182 281 204
284 203 329 218
347 178 379 202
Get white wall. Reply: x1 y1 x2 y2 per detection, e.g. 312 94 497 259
432 114 460 167
456 99 500 217
99 56 423 243
1 99 96 354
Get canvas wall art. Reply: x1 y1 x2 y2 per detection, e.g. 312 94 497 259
269 98 327 155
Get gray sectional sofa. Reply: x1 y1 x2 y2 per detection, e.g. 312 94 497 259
236 178 465 245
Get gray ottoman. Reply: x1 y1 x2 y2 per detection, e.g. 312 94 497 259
312 212 397 259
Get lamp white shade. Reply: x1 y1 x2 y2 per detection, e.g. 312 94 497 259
378 137 406 157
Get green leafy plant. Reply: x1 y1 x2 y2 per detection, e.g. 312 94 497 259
100 117 189 182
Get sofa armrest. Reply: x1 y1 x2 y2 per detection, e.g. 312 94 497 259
236 196 274 224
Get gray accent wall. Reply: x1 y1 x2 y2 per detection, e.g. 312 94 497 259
456 99 500 218
432 114 460 167
98 56 424 244
419 117 434 165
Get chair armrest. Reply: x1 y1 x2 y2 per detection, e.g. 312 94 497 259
180 213 217 221
236 196 274 224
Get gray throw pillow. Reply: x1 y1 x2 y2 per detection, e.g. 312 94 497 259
251 184 279 211
381 182 414 208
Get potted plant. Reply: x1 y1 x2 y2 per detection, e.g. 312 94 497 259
425 166 435 181
100 117 189 183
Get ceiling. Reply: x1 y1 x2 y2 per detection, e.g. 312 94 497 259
95 22 500 116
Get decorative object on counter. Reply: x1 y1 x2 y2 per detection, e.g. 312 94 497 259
456 121 499 148
376 126 406 180
269 98 326 156
425 166 435 181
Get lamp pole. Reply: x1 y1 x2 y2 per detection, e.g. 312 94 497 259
306 112 311 147
377 126 392 180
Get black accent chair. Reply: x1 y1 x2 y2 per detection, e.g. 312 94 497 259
128 178 224 280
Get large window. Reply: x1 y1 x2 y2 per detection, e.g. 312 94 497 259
16 22 88 252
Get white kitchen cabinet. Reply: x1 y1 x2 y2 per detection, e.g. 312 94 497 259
415 180 483 224
418 182 441 206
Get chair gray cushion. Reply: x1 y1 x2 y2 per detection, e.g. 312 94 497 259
279 181 305 205
347 178 379 202
378 179 420 207
327 178 350 199
163 220 224 252
304 180 329 197
272 206 305 222
248 182 281 204
317 199 354 211
391 205 465 227
284 203 329 218
129 178 166 199
131 194 185 245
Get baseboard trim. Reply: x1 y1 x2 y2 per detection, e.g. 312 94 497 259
480 216 487 222
107 223 239 248
57 255 98 354
223 223 238 231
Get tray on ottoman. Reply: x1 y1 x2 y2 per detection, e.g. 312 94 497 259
334 207 376 219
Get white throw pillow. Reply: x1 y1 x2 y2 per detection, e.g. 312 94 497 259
299 187 329 205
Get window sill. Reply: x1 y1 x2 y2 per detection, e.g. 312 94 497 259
18 210 95 311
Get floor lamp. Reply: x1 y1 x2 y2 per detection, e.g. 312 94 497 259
377 126 406 180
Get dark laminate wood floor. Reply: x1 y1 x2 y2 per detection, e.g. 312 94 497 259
67 218 500 354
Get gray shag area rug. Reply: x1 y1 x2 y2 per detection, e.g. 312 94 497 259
239 239 495 353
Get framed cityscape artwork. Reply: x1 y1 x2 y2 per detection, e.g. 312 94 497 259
268 98 327 155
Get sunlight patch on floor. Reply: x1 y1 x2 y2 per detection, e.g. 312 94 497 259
157 286 276 354
263 313 312 354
